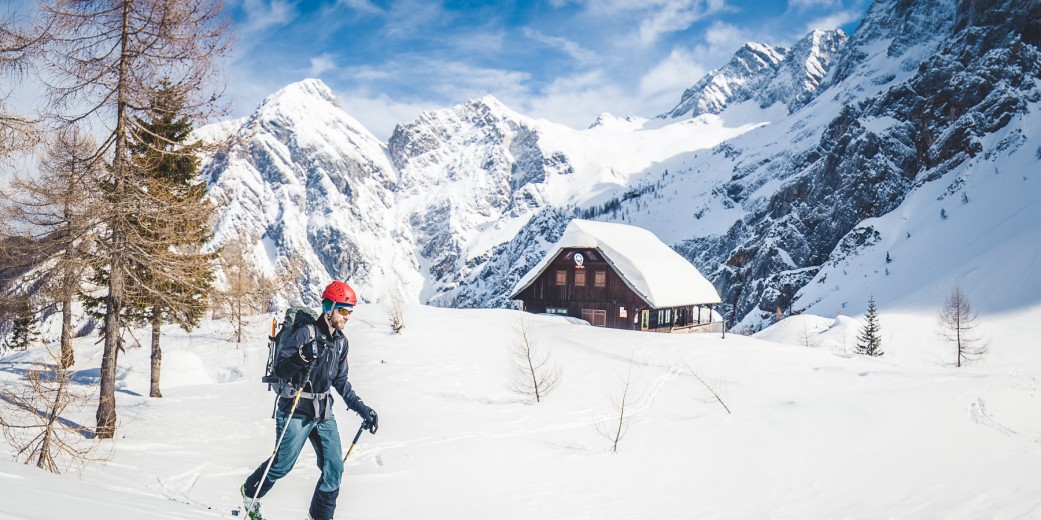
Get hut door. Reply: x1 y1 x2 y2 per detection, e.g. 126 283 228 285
640 310 649 331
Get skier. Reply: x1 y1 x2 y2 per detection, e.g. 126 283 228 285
241 281 378 520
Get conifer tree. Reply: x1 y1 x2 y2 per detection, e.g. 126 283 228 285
38 0 230 438
855 296 883 357
124 83 216 398
5 300 40 352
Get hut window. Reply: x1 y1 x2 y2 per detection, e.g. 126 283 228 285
594 270 606 287
574 269 586 287
546 307 568 315
581 309 607 327
555 270 567 286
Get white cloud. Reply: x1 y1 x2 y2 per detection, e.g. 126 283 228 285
520 70 644 129
801 10 860 33
445 31 507 56
787 0 840 10
331 90 438 140
704 21 746 47
309 54 337 76
522 28 600 66
638 48 707 99
425 61 532 104
383 0 447 38
333 0 383 15
238 0 297 35
638 0 723 45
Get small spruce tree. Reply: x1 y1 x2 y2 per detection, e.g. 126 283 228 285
855 296 883 357
5 301 41 352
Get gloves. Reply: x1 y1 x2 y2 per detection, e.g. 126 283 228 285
359 406 378 434
298 340 320 362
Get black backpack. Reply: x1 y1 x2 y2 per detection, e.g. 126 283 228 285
262 306 320 391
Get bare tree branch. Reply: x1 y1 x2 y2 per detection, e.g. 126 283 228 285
0 348 111 474
938 285 988 367
508 318 561 403
595 356 637 454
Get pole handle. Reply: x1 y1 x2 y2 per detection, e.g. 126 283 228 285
343 424 366 463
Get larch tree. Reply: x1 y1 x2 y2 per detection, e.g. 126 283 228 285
37 0 231 438
938 285 987 367
216 236 275 344
0 9 39 158
2 128 101 368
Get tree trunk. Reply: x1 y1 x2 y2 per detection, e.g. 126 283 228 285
150 306 162 398
235 298 243 343
96 0 132 440
60 292 74 369
38 367 67 470
96 259 123 439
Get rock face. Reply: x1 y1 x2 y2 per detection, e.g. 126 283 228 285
674 0 1041 326
387 96 554 302
660 29 847 119
201 79 414 307
199 0 1041 328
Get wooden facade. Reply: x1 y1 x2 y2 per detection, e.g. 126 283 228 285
512 247 719 332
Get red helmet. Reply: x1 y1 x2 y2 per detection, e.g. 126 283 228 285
322 281 357 307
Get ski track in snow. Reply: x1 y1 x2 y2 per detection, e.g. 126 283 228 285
153 467 210 509
968 378 1041 445
352 361 684 462
970 397 1017 438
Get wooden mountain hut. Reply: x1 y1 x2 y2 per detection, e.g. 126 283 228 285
510 219 723 333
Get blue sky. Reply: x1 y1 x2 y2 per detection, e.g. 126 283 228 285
225 0 871 140
225 0 869 139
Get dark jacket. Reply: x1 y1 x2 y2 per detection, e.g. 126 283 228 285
273 318 366 420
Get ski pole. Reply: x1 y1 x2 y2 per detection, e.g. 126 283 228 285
248 361 316 514
342 423 366 463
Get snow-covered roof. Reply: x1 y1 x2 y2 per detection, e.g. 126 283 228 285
511 219 722 308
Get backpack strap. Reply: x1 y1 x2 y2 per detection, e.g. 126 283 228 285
278 386 334 420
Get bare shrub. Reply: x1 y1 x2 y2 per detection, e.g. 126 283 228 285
387 289 405 334
0 349 109 473
678 360 732 415
508 318 561 403
595 356 638 454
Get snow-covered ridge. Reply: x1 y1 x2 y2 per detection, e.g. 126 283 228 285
196 0 1041 330
201 74 763 307
660 29 848 120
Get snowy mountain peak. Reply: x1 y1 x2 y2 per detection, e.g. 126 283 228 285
660 29 846 120
265 77 338 106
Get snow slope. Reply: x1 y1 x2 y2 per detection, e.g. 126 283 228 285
2 303 1040 519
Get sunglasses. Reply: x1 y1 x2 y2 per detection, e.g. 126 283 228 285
335 307 353 316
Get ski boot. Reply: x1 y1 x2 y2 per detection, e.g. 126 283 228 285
239 484 263 519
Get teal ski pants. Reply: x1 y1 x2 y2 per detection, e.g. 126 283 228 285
244 411 344 518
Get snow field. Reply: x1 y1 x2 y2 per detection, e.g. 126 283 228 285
1 303 1040 519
